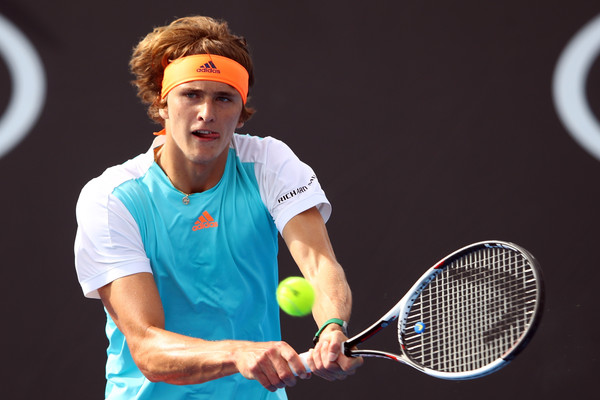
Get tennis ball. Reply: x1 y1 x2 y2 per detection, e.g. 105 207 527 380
276 276 315 317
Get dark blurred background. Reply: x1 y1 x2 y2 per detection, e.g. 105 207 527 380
1 1 598 398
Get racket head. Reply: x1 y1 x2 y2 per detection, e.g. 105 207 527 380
397 241 544 380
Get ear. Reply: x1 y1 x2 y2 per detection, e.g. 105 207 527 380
237 111 246 129
159 106 169 120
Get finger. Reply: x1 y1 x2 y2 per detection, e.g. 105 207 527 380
270 344 303 386
260 365 283 392
316 339 362 381
319 339 343 370
337 344 364 374
255 352 289 391
308 342 328 380
251 366 280 392
304 348 316 376
287 352 311 379
325 336 342 363
274 360 299 387
312 340 342 381
342 354 364 373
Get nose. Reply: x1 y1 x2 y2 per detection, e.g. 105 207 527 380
197 100 215 122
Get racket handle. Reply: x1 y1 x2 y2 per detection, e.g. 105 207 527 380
289 351 312 375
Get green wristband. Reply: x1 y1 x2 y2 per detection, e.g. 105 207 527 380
313 318 348 345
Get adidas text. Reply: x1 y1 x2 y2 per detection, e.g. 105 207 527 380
196 68 221 74
193 221 218 231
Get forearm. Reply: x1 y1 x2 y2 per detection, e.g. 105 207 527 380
131 326 307 389
130 326 241 385
301 258 361 379
281 207 353 326
307 260 352 326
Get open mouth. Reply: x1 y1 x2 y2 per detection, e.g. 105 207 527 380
191 130 219 139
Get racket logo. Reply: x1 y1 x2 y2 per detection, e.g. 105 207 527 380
444 261 530 344
414 322 425 334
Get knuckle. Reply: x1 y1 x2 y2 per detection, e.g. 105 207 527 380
249 363 262 375
273 341 289 353
279 368 294 381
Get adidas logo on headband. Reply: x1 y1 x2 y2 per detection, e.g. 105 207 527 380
196 61 220 74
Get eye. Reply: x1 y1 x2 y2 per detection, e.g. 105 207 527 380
216 96 232 102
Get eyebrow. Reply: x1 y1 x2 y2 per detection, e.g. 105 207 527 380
179 82 237 93
180 87 239 98
214 90 237 97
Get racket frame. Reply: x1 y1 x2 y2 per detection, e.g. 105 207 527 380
343 240 544 380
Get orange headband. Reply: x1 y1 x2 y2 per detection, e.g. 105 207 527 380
161 54 249 103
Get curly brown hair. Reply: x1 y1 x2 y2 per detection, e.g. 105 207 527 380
130 16 255 125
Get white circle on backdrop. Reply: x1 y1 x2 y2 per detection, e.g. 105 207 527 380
0 13 46 159
553 14 600 161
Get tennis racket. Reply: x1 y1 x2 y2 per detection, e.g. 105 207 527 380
294 240 544 380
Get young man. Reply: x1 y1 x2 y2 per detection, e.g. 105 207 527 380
74 15 362 399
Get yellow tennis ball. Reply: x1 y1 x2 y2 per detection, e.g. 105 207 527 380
276 276 315 317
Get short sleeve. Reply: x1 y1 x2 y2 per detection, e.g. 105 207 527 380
233 135 331 232
74 178 152 299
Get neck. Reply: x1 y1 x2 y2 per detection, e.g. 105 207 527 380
154 145 228 195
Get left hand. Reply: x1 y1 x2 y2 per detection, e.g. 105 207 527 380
306 326 363 381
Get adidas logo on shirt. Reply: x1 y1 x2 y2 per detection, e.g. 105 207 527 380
193 211 218 231
196 61 220 74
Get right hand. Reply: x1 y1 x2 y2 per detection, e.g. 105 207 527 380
233 341 311 392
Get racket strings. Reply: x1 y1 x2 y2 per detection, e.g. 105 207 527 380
401 247 539 373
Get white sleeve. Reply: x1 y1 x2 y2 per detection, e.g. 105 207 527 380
235 135 332 232
74 179 152 299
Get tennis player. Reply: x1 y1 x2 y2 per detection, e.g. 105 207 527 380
74 15 362 399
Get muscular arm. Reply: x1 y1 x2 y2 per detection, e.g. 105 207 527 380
98 273 308 391
282 207 363 379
